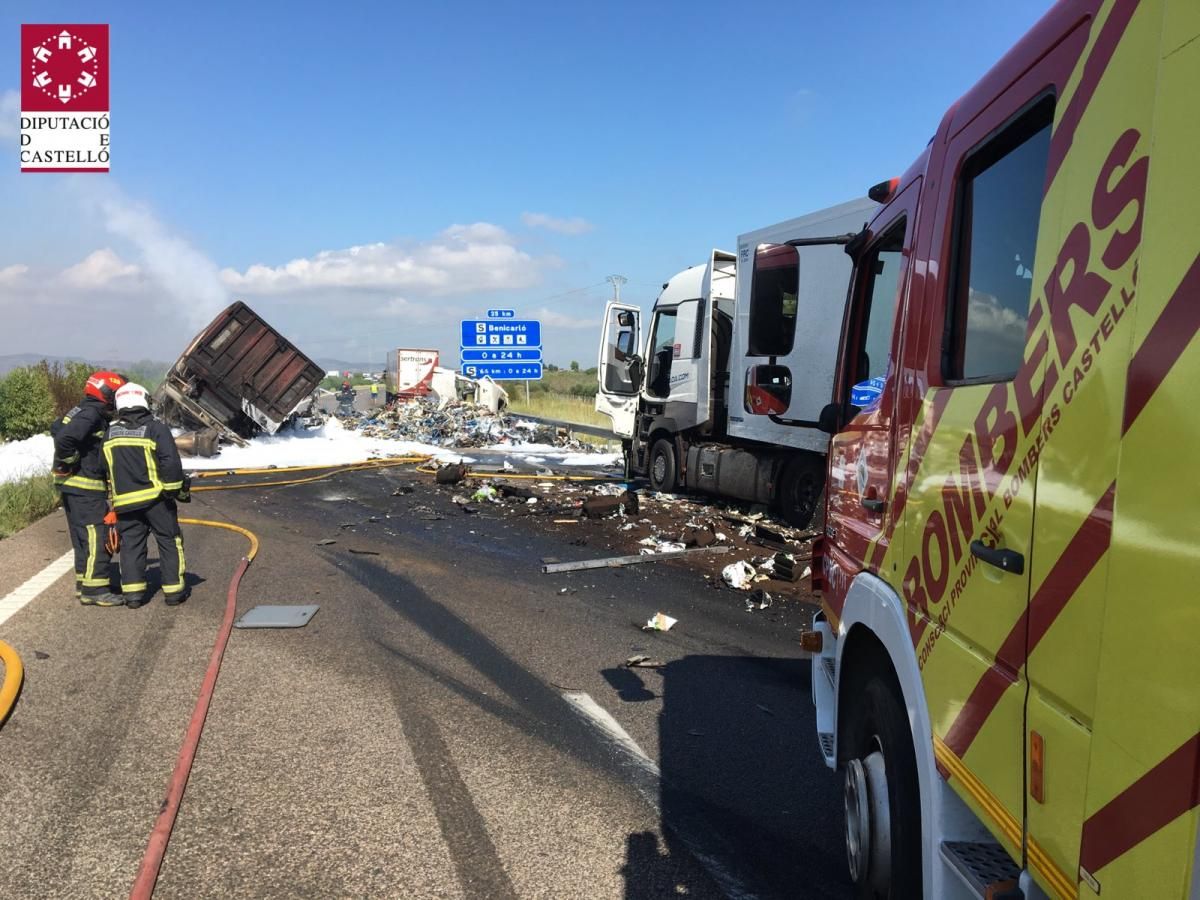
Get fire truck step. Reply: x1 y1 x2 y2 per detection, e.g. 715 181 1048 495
939 840 1021 899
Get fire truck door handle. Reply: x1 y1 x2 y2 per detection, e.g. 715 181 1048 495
970 540 1025 576
861 498 886 513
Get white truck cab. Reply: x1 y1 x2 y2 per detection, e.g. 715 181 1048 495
596 199 875 525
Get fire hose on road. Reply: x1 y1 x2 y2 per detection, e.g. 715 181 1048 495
0 638 24 728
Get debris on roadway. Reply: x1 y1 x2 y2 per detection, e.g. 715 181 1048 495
642 612 678 632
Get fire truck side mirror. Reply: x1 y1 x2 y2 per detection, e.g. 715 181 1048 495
818 401 860 434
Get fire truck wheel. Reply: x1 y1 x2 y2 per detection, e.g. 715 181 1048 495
649 439 677 492
841 662 922 899
779 456 824 527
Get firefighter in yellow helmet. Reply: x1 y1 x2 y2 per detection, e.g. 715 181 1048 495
51 370 127 606
102 382 189 609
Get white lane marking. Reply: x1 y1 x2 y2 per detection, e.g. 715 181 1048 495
560 690 660 777
561 691 763 900
0 550 74 627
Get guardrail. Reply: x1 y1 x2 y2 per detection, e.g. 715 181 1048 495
512 413 618 441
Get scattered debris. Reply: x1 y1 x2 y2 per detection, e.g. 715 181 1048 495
745 589 773 611
624 655 665 669
436 462 468 484
33 650 50 660
642 612 678 632
756 703 775 716
497 484 535 500
316 538 337 546
721 560 757 590
234 604 321 629
772 552 801 582
337 394 601 452
582 491 639 519
346 548 380 556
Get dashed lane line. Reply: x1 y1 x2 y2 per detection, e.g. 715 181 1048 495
0 551 74 628
561 690 764 900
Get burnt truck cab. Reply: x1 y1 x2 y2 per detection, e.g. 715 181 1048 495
596 199 876 526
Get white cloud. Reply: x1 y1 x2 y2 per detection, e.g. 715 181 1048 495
0 90 17 145
0 263 28 286
533 306 602 330
60 248 141 290
967 289 1027 340
377 296 458 324
521 212 594 236
221 222 544 296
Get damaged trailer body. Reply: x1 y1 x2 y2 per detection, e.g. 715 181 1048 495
155 301 324 444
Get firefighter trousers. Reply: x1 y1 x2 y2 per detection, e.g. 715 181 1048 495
60 491 113 597
116 498 186 602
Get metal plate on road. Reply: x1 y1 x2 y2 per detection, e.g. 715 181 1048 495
460 319 541 348
234 604 320 629
460 348 542 362
461 362 543 381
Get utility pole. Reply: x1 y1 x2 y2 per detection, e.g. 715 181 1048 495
606 274 627 302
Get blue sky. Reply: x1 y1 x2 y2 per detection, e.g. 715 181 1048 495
0 0 1054 368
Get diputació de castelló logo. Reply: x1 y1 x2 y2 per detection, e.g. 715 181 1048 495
20 24 110 172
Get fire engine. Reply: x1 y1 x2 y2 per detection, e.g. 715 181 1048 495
802 1 1200 897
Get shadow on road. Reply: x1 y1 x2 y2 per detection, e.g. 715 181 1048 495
331 551 849 898
622 654 852 900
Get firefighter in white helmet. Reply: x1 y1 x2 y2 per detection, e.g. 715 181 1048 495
101 383 190 609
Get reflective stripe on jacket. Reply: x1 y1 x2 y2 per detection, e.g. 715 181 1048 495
102 410 184 513
51 399 110 494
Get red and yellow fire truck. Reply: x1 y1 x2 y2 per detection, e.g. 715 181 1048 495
799 0 1199 896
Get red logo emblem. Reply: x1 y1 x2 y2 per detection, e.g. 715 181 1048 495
21 24 108 112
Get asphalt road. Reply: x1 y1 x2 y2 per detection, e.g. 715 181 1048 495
0 465 852 899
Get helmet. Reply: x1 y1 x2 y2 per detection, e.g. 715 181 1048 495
85 371 127 406
114 382 151 413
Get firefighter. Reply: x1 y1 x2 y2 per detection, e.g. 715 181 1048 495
102 383 189 609
52 370 127 606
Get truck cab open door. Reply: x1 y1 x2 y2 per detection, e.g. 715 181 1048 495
596 302 641 439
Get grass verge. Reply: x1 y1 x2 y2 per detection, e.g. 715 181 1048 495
507 392 609 428
0 474 60 539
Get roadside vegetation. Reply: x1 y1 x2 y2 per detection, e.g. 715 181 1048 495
0 474 59 539
506 364 610 429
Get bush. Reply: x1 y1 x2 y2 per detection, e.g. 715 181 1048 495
0 474 60 539
0 366 56 440
37 360 93 420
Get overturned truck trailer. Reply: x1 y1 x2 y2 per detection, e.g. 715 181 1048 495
155 301 324 445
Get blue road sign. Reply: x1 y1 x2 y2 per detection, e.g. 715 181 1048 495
460 319 541 348
486 309 516 319
460 348 543 362
461 362 543 381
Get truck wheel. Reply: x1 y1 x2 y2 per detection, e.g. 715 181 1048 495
649 439 677 492
840 660 922 899
779 457 824 527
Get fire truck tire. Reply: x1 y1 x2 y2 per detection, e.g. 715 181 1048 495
779 456 824 527
649 439 677 492
840 659 922 899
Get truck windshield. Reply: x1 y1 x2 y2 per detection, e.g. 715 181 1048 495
647 309 678 397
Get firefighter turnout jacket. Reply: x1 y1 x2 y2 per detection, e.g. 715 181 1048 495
102 409 185 512
51 398 112 494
